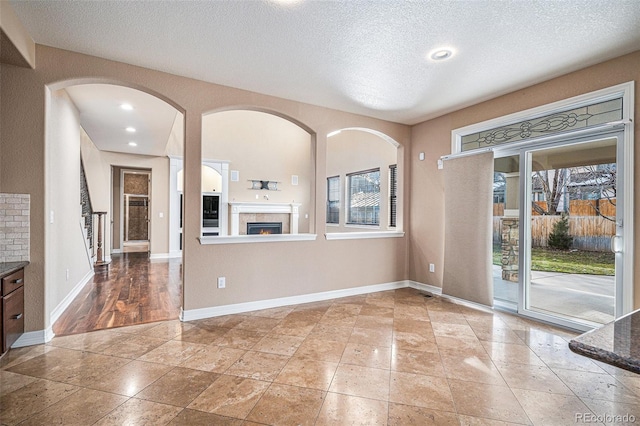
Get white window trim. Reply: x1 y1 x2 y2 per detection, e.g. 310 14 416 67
325 231 404 240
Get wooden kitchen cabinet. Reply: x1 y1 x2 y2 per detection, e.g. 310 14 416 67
1 265 26 355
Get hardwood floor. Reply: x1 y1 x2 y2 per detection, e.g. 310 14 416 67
53 253 182 336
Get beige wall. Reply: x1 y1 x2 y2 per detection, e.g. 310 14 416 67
203 110 313 233
409 50 640 309
326 129 398 232
81 135 170 257
0 45 410 332
45 89 92 321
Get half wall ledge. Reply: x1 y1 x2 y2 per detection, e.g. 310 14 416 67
199 234 317 245
325 231 405 240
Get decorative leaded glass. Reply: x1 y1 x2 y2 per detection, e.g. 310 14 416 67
461 98 623 152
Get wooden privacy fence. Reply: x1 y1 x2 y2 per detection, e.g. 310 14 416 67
493 215 616 252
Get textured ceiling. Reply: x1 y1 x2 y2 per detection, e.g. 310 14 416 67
11 0 640 125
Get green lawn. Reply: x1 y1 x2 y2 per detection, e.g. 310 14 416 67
493 246 615 276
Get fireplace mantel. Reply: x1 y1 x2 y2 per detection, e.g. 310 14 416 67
229 202 301 236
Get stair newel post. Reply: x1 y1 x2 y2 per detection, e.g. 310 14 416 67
94 211 110 267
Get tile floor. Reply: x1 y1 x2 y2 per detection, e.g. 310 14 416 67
1 288 639 425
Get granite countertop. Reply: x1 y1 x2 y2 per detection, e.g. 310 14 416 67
569 310 640 374
0 261 29 277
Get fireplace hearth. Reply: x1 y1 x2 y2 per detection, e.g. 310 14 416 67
247 222 283 235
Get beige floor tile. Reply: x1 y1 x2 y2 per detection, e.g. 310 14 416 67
179 345 246 373
435 335 488 357
449 379 531 424
319 315 358 327
270 319 317 337
234 316 280 332
95 397 182 425
275 357 338 390
393 305 430 320
359 305 394 317
188 374 269 419
49 329 129 352
175 325 229 345
251 333 305 356
98 334 168 359
581 398 640 426
0 344 54 370
458 415 524 425
392 318 434 336
391 348 446 377
216 328 266 349
246 383 325 425
341 342 391 369
495 363 573 394
389 371 455 412
0 378 79 424
354 315 394 330
140 320 195 340
294 338 347 362
0 370 38 396
225 350 290 381
428 311 470 325
388 403 459 425
138 340 207 366
554 368 640 404
135 367 218 407
191 314 250 329
614 374 640 395
431 322 477 339
18 388 127 426
250 306 295 319
88 360 172 396
481 341 545 366
441 353 506 386
324 303 363 317
511 388 592 425
349 327 393 347
328 364 390 401
7 347 131 386
393 331 439 353
315 392 388 426
308 323 354 342
472 326 524 344
167 408 243 425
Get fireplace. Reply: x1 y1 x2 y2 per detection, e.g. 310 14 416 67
247 222 283 235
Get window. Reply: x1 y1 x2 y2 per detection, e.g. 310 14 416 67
347 169 380 225
326 176 340 224
389 164 397 228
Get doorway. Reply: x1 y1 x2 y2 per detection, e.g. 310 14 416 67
493 131 624 330
121 169 151 253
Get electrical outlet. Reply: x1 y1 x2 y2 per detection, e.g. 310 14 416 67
217 277 226 289
429 263 435 273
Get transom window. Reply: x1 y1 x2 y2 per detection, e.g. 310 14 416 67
347 169 380 225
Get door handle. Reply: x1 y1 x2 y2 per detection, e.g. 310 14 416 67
12 313 23 320
610 235 623 253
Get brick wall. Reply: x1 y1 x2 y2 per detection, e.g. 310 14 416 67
0 194 30 262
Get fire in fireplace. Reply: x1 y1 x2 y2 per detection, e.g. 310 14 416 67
247 222 283 235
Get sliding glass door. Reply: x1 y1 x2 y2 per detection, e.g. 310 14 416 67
519 132 623 329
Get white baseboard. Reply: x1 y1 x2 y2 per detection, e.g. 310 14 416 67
50 269 94 326
12 326 55 348
149 252 181 260
407 280 443 295
181 280 410 322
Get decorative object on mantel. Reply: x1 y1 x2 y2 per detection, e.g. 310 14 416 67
249 180 280 191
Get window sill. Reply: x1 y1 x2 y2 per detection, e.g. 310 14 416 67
325 231 405 240
199 234 317 245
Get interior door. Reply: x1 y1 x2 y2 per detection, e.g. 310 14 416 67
519 132 623 330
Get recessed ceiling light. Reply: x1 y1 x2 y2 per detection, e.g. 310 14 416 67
120 103 133 111
125 127 136 133
128 141 137 147
429 49 454 61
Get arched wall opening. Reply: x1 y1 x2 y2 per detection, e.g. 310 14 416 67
326 128 402 233
44 79 185 332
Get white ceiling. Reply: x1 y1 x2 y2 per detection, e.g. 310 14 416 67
11 0 640 128
65 84 178 157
